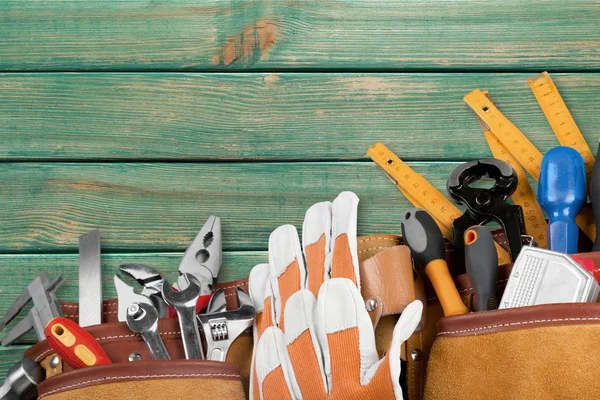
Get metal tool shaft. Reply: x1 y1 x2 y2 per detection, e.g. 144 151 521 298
126 303 170 360
161 274 204 359
79 230 102 327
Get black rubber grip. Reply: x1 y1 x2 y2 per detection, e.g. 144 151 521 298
401 208 445 267
592 142 600 251
465 226 498 311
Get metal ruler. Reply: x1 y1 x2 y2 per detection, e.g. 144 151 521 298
79 230 102 327
464 88 596 242
368 142 511 265
528 72 594 191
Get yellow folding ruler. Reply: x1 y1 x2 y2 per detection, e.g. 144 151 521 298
464 87 596 242
528 72 594 191
368 142 511 265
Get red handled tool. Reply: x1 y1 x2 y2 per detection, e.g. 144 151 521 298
44 317 111 368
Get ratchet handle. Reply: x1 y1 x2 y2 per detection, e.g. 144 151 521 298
44 317 111 368
465 227 498 311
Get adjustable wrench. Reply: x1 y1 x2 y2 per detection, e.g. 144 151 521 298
161 273 204 359
126 302 170 360
198 288 255 362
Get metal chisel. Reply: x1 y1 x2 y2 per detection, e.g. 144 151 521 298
78 230 102 327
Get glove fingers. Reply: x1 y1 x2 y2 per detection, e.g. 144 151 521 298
330 192 360 287
316 278 379 393
269 225 306 329
284 290 328 398
302 201 332 296
387 300 423 397
255 327 300 400
249 263 274 340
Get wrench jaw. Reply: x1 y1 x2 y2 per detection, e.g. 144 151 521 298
114 275 155 323
126 302 171 361
198 288 256 362
119 264 168 318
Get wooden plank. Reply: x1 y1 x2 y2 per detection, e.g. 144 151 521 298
0 346 29 372
1 73 599 160
0 251 265 345
1 1 599 71
0 161 484 252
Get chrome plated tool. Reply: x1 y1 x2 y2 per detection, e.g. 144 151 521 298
0 359 43 400
161 273 204 359
119 264 168 318
114 275 154 322
177 216 222 294
78 230 102 327
198 288 255 362
126 302 170 360
2 274 64 346
0 273 64 332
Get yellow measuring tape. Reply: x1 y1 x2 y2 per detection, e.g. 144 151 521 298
465 85 596 242
528 72 595 191
368 142 512 265
483 131 548 249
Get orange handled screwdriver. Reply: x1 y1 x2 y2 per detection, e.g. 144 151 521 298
401 208 468 316
44 317 111 369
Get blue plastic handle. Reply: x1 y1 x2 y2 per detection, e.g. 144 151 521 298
538 146 587 254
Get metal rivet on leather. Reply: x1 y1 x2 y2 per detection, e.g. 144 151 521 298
128 353 143 362
49 355 60 368
410 349 421 361
365 298 378 312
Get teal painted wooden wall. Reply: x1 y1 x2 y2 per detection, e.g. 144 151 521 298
1 0 599 374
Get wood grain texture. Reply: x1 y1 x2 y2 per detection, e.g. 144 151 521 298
0 251 265 345
1 1 599 71
0 346 29 371
1 73 599 160
0 161 494 252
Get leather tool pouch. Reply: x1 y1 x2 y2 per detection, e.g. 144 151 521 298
27 280 253 400
422 251 600 400
24 233 596 399
23 234 417 399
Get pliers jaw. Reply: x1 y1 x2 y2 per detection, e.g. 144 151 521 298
177 216 222 294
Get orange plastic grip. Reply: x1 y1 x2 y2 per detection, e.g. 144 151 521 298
425 259 469 316
44 317 111 368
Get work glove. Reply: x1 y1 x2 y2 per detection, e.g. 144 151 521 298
248 191 423 400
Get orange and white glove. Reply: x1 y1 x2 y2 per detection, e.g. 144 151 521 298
249 191 423 400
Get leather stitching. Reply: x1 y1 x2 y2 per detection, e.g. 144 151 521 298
438 317 600 336
38 373 241 399
358 236 399 243
359 246 391 254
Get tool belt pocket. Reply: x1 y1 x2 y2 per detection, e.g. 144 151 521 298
25 311 253 399
424 251 600 400
35 359 245 400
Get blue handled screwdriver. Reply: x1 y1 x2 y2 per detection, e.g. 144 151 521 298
538 146 587 254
